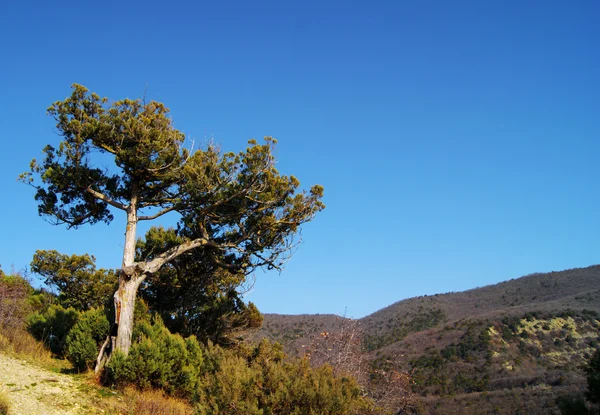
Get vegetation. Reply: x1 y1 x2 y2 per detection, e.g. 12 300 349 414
6 85 600 415
3 85 404 413
363 307 446 351
586 348 600 404
3 260 600 413
65 307 110 371
21 84 325 366
0 270 52 360
119 387 194 415
28 304 79 356
103 317 370 414
138 227 264 345
0 390 10 415
1 265 372 414
252 265 600 414
31 250 117 310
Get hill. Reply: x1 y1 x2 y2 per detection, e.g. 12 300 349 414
249 265 600 414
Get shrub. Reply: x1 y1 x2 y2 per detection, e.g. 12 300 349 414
197 339 369 415
27 304 79 356
0 273 51 360
0 273 32 331
557 394 591 415
104 318 370 414
65 308 110 371
105 317 203 398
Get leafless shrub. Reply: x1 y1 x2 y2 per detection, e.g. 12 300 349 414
0 272 52 360
305 316 418 414
0 273 31 331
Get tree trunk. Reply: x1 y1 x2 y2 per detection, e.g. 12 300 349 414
96 189 140 373
113 273 144 355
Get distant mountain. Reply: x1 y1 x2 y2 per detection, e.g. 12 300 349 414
248 265 600 414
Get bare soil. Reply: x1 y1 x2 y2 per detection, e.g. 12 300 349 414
0 353 105 415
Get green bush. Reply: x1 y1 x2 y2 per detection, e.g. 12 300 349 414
557 394 592 415
27 304 79 356
104 318 370 414
197 339 369 415
105 317 203 398
30 250 118 311
65 308 110 371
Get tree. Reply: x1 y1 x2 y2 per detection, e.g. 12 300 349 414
21 84 325 370
137 226 263 345
143 268 263 345
31 249 117 310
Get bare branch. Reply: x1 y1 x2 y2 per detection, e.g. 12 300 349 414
138 206 177 221
86 187 127 210
143 237 211 274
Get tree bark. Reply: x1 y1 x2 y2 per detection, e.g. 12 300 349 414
113 272 145 355
96 188 140 373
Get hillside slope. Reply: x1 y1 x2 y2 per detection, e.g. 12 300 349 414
250 265 600 414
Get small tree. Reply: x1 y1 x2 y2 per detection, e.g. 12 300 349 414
21 84 324 370
31 250 117 310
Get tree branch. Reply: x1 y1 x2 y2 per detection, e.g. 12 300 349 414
138 206 177 221
144 237 211 274
86 187 127 210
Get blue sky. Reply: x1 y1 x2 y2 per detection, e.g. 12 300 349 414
1 1 599 318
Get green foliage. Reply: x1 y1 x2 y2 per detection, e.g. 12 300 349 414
27 304 79 356
197 339 368 415
22 84 324 273
31 249 117 310
557 394 595 415
441 325 490 362
364 308 446 351
65 308 110 371
22 84 324 354
139 226 264 345
410 324 491 396
105 317 203 398
586 348 600 404
105 318 369 414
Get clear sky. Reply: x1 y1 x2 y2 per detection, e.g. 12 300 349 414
1 1 599 318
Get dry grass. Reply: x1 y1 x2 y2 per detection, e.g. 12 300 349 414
0 390 10 415
0 329 52 362
0 273 53 363
108 387 194 415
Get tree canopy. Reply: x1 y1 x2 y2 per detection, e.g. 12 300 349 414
138 226 263 345
31 250 117 311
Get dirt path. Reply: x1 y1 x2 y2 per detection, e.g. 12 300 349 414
0 353 104 415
